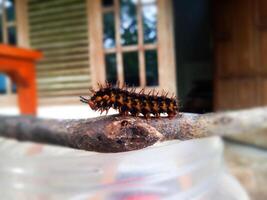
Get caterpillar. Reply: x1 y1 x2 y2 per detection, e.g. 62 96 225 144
80 82 179 118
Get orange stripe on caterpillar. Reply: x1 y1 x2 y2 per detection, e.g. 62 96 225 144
80 82 179 118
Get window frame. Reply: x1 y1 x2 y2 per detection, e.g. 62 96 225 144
87 0 177 94
0 0 29 107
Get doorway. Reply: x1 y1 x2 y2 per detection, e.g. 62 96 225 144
173 0 213 113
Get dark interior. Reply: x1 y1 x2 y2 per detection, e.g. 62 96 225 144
173 0 213 113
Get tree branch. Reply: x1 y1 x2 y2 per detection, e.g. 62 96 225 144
0 107 266 152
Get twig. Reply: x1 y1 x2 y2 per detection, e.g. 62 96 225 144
0 107 266 152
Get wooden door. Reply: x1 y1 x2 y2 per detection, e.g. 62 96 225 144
213 0 267 110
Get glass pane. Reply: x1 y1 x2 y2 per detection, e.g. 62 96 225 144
5 0 15 22
103 12 116 49
120 0 138 46
145 50 158 86
105 53 117 85
0 74 7 94
12 82 16 93
102 0 113 7
123 51 139 86
7 26 16 45
142 4 157 44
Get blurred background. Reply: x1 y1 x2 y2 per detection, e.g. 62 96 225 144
0 0 267 199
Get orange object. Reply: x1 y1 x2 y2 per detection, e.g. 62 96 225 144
0 44 42 115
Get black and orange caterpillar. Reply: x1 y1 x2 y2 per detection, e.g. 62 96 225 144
80 82 179 118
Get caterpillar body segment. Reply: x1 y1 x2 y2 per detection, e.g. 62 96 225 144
80 83 179 118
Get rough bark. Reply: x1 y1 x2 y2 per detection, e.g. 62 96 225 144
0 107 266 152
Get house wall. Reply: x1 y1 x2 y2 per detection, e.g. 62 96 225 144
214 0 267 110
27 0 91 105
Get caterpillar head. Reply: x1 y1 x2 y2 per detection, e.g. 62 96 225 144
88 99 97 110
80 96 97 110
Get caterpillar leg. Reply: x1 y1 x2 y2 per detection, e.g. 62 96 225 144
167 112 176 119
105 109 109 115
143 113 150 119
119 111 129 116
154 113 160 118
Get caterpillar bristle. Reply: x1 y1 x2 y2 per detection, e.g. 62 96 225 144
164 92 169 98
116 80 121 88
161 89 166 96
80 96 89 104
139 88 145 95
81 82 179 118
152 89 155 96
88 87 95 94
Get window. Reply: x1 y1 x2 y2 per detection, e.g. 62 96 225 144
0 0 17 44
101 0 158 87
88 0 176 93
0 0 17 99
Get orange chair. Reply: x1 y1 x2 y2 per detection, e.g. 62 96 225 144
0 44 42 115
